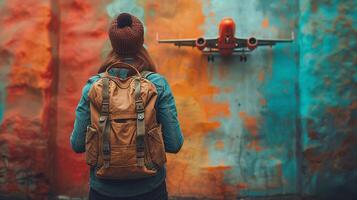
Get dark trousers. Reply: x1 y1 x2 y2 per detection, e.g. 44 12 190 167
89 180 168 200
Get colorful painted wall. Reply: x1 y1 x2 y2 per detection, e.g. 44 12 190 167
0 0 355 199
299 0 356 199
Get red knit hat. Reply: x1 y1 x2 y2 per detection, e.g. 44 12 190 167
108 13 144 56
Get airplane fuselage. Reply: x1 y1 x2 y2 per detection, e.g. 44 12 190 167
217 18 236 56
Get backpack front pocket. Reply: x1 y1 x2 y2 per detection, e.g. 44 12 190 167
85 125 98 166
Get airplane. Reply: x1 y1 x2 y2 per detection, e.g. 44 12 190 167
157 17 294 62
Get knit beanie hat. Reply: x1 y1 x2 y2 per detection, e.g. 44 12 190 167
108 13 144 56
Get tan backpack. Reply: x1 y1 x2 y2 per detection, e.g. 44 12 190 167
85 62 166 180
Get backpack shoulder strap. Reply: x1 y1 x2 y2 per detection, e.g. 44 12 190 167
140 71 155 79
100 77 111 168
134 78 145 167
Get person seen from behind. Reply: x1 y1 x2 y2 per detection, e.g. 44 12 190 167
70 13 184 200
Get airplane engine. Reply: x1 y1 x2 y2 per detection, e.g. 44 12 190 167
247 37 258 50
195 37 207 50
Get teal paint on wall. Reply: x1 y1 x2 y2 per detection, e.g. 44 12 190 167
198 0 356 197
106 0 145 21
299 0 357 198
201 0 300 197
106 0 145 33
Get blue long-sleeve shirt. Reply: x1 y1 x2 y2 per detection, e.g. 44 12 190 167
70 69 184 197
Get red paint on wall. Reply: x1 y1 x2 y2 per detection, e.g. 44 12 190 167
0 0 54 199
54 0 109 195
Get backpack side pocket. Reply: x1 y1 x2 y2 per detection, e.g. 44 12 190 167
146 124 167 168
86 125 98 166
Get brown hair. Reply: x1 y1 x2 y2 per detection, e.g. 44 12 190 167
98 46 157 74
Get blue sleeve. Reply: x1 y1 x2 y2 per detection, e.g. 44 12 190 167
150 74 184 153
70 79 95 153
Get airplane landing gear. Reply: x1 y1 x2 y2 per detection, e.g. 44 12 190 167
207 55 215 62
240 55 247 62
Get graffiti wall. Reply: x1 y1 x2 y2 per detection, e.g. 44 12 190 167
0 0 355 199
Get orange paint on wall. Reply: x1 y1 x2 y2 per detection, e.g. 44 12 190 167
166 161 242 198
4 1 52 90
260 98 267 106
262 18 269 28
247 140 263 151
237 182 248 190
258 69 265 81
239 112 259 136
239 112 264 152
144 0 234 198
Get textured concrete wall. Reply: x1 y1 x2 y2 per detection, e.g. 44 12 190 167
0 0 355 199
299 0 357 198
54 0 109 196
0 0 56 199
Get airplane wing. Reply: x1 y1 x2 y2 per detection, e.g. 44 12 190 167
157 33 218 48
157 38 196 47
236 32 294 47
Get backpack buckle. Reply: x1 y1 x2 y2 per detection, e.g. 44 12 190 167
101 102 109 115
137 113 144 120
99 116 107 123
135 100 145 113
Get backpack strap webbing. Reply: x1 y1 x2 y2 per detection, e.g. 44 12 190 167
135 70 153 167
134 78 145 167
140 71 155 79
100 77 111 168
